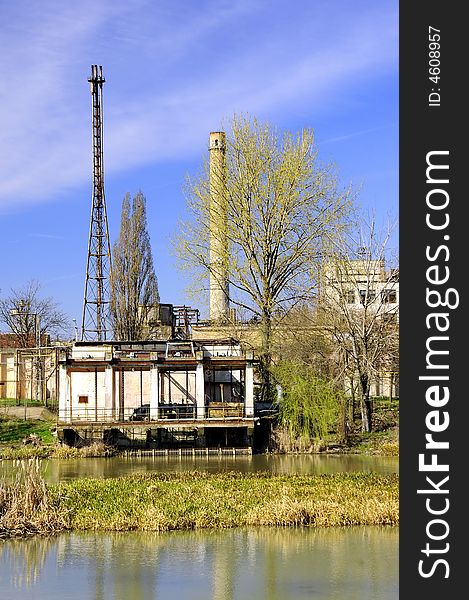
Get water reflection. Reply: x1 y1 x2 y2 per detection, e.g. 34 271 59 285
0 527 398 600
20 453 400 483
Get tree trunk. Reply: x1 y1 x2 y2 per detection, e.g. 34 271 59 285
260 311 273 403
339 395 350 444
349 375 358 421
360 374 372 432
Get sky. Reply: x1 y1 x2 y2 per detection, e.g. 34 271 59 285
0 0 398 333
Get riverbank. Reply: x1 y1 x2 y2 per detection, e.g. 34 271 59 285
0 436 399 460
0 398 399 459
0 461 398 538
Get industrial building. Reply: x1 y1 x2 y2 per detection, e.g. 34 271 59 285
57 337 257 449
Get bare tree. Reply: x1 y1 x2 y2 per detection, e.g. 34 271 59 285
110 191 160 340
0 280 70 347
318 216 399 432
176 115 354 397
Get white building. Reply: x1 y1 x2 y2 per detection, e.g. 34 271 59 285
57 339 256 448
322 257 399 398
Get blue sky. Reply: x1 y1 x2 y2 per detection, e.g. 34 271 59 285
0 0 398 332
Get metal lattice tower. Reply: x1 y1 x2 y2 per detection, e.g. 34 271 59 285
81 65 112 341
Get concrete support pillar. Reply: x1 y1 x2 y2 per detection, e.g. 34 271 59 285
246 426 255 448
104 365 113 421
150 364 159 420
245 357 254 418
58 364 70 422
196 361 205 420
195 427 206 447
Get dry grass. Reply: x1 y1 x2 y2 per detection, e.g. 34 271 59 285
51 442 112 459
271 427 326 453
0 459 66 538
0 441 115 460
1 465 398 538
56 471 398 532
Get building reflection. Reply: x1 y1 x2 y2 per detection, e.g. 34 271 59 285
0 527 398 600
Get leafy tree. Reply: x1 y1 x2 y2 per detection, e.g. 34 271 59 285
0 280 69 347
272 360 341 447
176 114 353 398
110 191 160 340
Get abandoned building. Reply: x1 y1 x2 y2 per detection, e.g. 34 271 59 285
57 337 257 448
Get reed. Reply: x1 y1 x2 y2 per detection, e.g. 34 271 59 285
0 445 51 460
51 442 113 459
0 459 66 538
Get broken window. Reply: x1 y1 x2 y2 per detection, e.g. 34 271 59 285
382 289 397 303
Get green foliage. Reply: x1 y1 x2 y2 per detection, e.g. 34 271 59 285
0 398 43 407
0 416 55 444
273 361 340 443
175 115 353 362
110 191 159 341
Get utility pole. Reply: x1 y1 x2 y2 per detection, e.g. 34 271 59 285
81 65 112 341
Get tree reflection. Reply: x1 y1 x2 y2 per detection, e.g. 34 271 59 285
0 527 398 600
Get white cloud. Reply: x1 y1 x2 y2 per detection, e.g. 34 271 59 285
0 0 397 211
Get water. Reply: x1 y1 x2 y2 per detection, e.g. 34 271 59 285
0 456 399 598
7 453 398 483
0 527 398 600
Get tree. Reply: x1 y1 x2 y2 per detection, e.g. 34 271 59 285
0 280 70 347
272 360 341 449
110 191 160 340
317 216 399 432
176 115 353 397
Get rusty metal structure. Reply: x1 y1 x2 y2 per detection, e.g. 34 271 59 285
81 65 112 341
173 305 200 339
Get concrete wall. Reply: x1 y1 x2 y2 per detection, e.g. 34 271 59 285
114 369 151 410
0 352 16 398
69 370 106 420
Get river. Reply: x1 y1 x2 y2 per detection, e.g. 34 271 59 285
0 455 399 599
0 527 398 600
31 453 398 482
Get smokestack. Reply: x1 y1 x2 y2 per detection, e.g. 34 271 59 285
209 131 230 322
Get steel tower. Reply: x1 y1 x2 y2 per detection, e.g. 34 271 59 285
81 65 112 341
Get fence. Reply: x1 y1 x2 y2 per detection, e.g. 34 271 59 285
58 403 247 423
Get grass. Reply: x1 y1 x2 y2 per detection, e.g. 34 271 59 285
349 429 399 456
0 414 114 459
345 398 399 455
0 398 44 407
0 441 115 460
55 470 398 532
0 461 398 537
0 415 56 445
